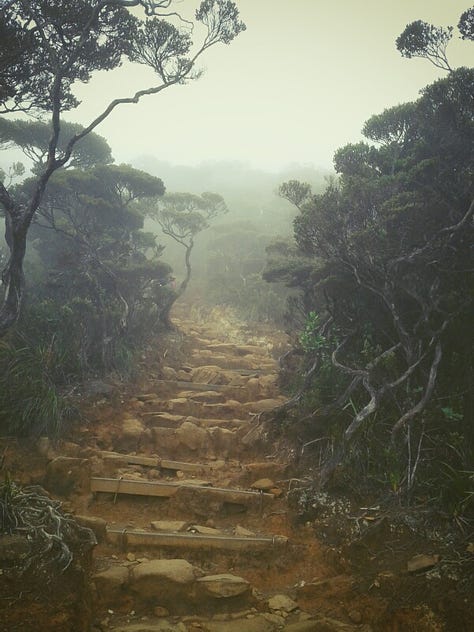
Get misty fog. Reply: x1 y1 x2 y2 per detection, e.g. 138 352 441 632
0 2 473 631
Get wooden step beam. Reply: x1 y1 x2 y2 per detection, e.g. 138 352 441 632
160 459 210 473
91 477 180 497
101 452 160 467
107 527 287 550
91 477 274 502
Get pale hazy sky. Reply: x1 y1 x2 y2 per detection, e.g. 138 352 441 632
70 0 473 171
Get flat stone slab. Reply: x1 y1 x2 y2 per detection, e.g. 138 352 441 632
243 398 286 413
156 380 236 393
188 524 224 535
407 553 440 573
160 459 211 473
251 478 276 491
150 520 188 532
203 617 275 632
131 558 199 585
234 346 270 358
197 573 250 598
179 390 227 404
141 413 185 427
186 416 249 429
284 618 372 631
191 366 231 385
268 593 298 613
235 525 256 537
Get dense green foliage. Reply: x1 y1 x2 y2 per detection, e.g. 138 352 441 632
267 66 474 513
0 151 176 435
0 336 71 437
396 9 474 71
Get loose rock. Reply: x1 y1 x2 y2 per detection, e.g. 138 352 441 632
197 574 250 598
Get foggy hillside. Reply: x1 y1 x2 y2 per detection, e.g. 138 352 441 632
132 156 330 233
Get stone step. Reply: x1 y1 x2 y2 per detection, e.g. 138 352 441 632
203 343 271 358
154 379 243 393
142 397 245 418
110 618 369 632
107 527 288 551
142 412 248 430
190 352 275 371
161 458 212 473
93 558 258 618
100 451 215 473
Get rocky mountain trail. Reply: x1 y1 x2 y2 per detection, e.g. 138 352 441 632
1 303 472 631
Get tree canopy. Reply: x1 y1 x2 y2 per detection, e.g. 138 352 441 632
0 119 113 170
267 66 474 499
396 7 474 71
147 191 228 324
0 0 245 336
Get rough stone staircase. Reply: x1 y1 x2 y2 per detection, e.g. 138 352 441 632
39 306 370 632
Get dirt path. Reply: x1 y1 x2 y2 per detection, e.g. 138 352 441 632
2 304 470 631
70 304 372 631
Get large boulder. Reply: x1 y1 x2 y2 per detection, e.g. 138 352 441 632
74 515 107 543
131 559 200 591
245 377 261 400
93 565 129 606
268 593 298 613
258 374 279 397
243 462 287 483
176 421 209 452
151 427 179 453
209 426 236 458
161 366 177 380
129 559 202 609
115 417 146 451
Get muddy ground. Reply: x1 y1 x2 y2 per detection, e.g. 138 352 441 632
1 303 473 632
